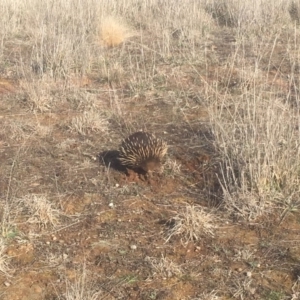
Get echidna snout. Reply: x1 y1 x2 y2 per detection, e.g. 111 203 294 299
139 157 161 172
118 131 168 173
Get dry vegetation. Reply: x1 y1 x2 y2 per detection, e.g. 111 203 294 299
1 0 300 299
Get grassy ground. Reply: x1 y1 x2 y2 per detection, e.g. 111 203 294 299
1 0 300 299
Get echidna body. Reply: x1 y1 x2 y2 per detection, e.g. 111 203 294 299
118 131 168 172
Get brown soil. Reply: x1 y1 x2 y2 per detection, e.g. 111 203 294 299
0 26 300 300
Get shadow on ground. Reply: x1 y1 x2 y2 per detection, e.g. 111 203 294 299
98 150 127 173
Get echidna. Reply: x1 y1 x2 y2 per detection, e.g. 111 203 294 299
118 131 168 173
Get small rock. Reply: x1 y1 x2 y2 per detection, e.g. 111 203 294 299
246 271 252 277
130 245 137 250
4 281 10 287
108 202 114 208
46 241 50 245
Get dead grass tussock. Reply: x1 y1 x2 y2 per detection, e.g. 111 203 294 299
64 265 103 300
20 194 60 228
99 16 135 47
230 276 254 299
191 291 221 300
0 240 12 277
3 117 53 142
233 247 256 263
3 119 35 142
291 277 300 300
19 78 60 112
205 0 292 32
205 0 239 27
222 189 274 220
211 95 300 220
145 255 182 279
164 157 181 178
56 138 77 151
69 110 109 135
166 205 217 243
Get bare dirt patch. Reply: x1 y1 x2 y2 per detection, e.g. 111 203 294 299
1 1 300 299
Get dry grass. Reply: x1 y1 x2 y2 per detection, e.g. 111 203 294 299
192 291 221 300
289 1 300 24
19 78 59 112
166 205 217 243
0 241 12 277
209 76 300 220
99 16 135 47
1 0 300 298
19 195 60 228
68 110 109 136
205 0 291 32
146 255 183 279
164 157 182 178
63 265 103 300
